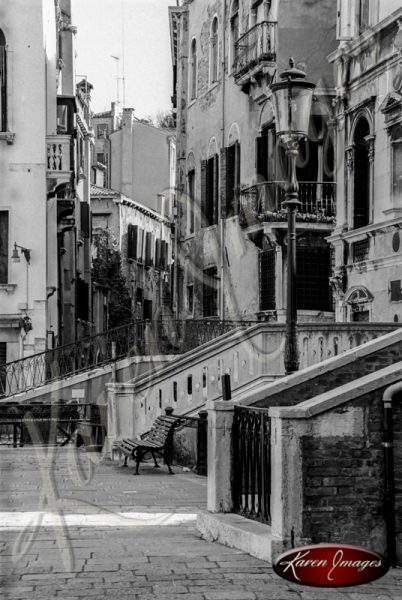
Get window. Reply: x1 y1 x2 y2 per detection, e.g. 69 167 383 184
0 342 6 396
230 1 239 71
143 299 152 320
391 125 402 204
210 17 219 84
353 118 370 229
297 243 332 312
96 153 106 165
187 375 193 398
357 0 370 34
0 29 7 132
127 224 138 260
390 280 402 302
160 241 168 270
226 141 241 217
260 248 275 310
0 211 8 284
187 284 194 313
256 126 275 182
190 38 197 100
136 287 143 304
201 155 219 227
203 267 218 317
188 169 195 234
97 123 108 138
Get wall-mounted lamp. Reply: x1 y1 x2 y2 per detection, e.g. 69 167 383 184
12 243 31 264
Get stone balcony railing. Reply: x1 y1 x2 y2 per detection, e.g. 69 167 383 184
239 181 336 228
233 21 277 84
46 134 73 182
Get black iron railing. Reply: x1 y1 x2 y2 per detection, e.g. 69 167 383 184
239 181 336 227
232 405 271 525
0 319 256 398
234 21 277 79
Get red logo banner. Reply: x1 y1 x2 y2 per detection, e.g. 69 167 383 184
273 544 389 587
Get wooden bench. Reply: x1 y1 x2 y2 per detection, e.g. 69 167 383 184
113 413 184 474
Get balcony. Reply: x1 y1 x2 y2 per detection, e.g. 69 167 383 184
239 181 336 228
46 135 73 183
233 21 277 86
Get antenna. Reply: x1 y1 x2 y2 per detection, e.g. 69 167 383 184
121 0 126 107
111 55 120 103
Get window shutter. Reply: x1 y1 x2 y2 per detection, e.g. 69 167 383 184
0 211 8 284
226 145 236 217
220 148 227 219
80 202 90 239
160 241 167 270
145 232 152 266
0 44 7 131
200 159 207 227
155 239 161 269
213 154 219 225
235 142 241 215
137 228 144 262
127 224 138 260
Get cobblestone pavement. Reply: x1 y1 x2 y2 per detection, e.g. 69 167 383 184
1 446 401 599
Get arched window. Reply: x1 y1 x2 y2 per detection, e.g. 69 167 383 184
391 125 402 204
190 38 197 100
210 18 219 84
0 29 7 131
230 1 239 72
353 118 370 229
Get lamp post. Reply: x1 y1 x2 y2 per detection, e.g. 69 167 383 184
270 58 316 374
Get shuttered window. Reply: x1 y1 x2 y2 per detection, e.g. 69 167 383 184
226 141 240 217
0 30 7 132
0 211 8 284
201 156 219 227
127 224 138 260
203 266 218 317
145 232 153 267
155 239 161 269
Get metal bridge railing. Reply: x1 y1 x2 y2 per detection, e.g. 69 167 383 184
0 319 257 398
232 405 271 525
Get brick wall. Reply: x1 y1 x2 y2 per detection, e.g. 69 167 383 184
301 390 402 561
255 339 402 408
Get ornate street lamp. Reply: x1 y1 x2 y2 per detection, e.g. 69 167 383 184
270 58 316 374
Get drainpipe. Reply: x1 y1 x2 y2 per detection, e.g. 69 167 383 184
219 0 227 321
382 381 402 567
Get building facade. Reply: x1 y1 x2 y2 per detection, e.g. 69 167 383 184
91 185 173 322
169 0 338 323
328 0 402 323
0 0 95 373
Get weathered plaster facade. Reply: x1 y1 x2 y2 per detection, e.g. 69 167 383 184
91 185 172 322
328 2 402 323
170 0 338 323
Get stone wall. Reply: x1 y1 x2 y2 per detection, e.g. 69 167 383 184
301 389 402 561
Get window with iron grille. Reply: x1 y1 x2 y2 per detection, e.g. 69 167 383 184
390 280 402 302
0 211 8 284
203 267 218 317
297 247 332 311
259 249 275 310
352 238 370 262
